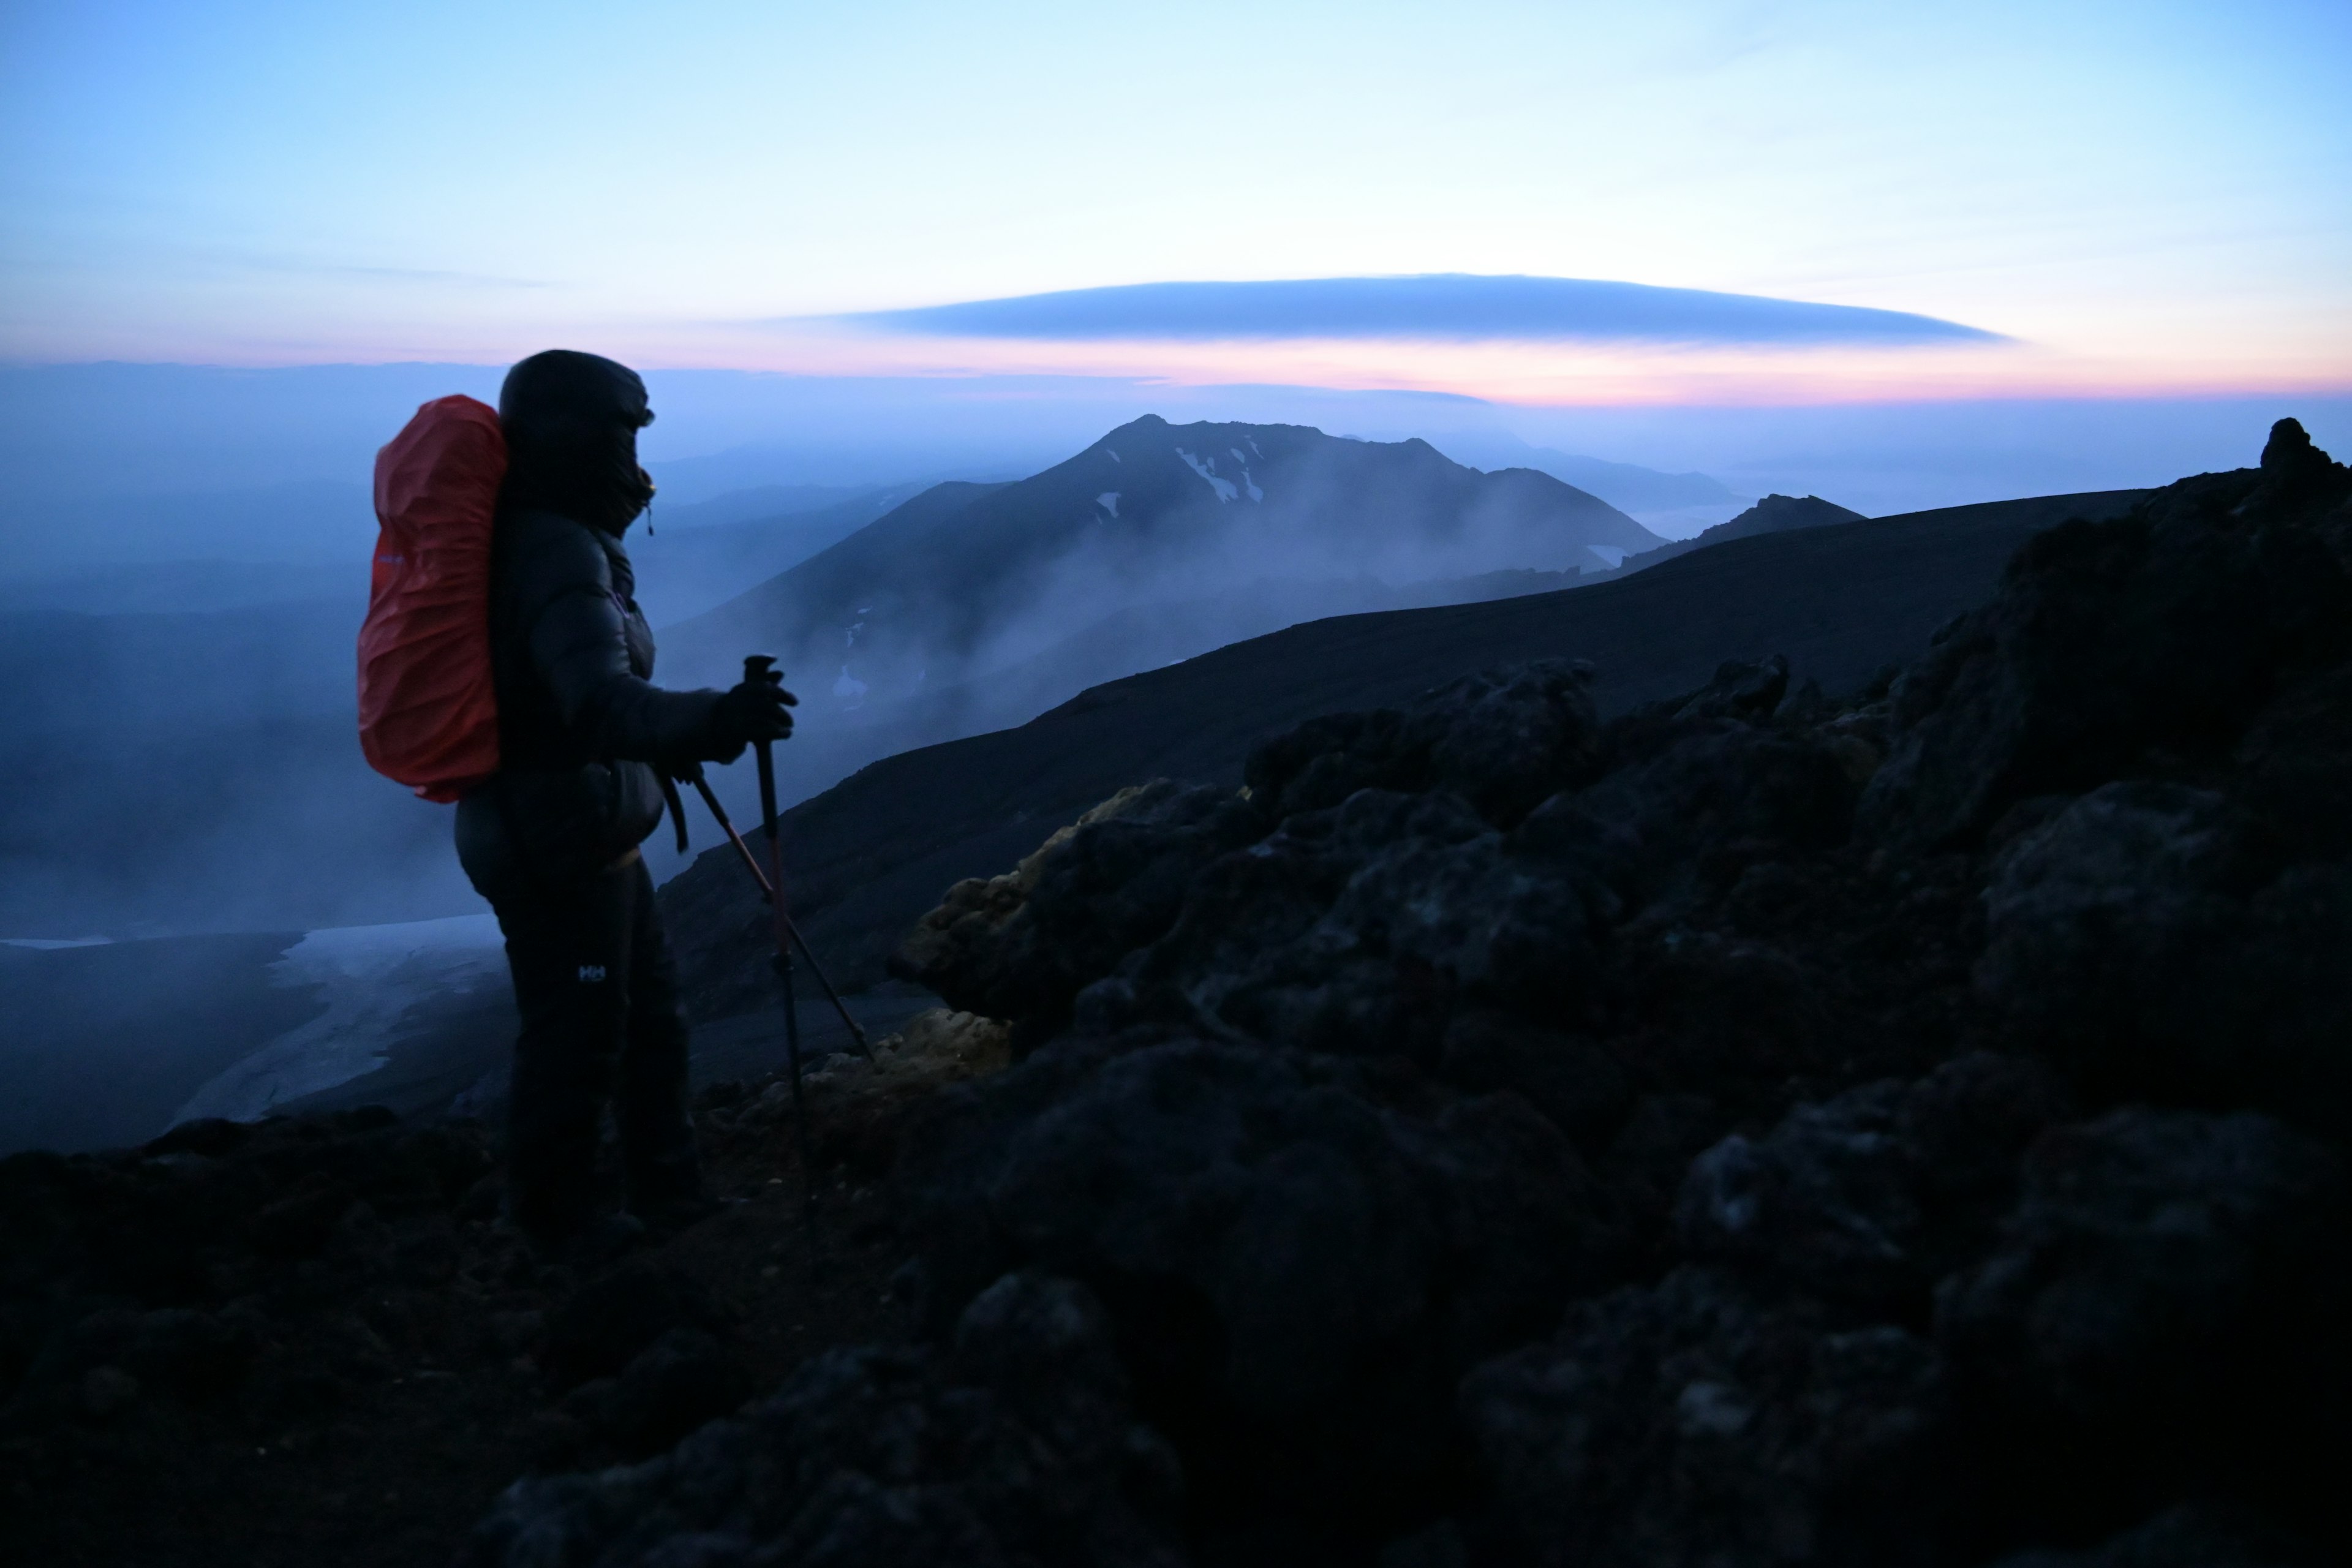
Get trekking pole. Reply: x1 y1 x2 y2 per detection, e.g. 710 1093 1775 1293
746 655 815 1215
685 771 873 1060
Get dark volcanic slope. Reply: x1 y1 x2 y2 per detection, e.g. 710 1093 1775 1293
657 416 1656 698
663 487 2144 1012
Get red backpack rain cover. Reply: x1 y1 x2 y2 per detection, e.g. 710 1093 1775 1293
358 395 506 802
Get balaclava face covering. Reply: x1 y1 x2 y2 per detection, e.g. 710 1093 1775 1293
497 349 657 535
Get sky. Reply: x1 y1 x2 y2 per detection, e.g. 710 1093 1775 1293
1 0 2347 405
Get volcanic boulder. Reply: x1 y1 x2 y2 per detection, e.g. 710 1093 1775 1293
1459 1266 1948 1568
1988 1502 2330 1568
892 1033 1618 1536
1936 1107 2351 1537
1243 659 1606 828
1674 1052 2069 1318
891 779 1262 1029
461 1271 1185 1568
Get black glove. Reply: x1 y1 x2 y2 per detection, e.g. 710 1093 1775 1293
706 673 797 758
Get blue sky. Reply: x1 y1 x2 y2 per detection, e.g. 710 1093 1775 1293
2 0 2345 403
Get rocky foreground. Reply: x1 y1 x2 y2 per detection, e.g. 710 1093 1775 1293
7 423 2348 1567
0 1015 1008 1566
472 423 2352 1567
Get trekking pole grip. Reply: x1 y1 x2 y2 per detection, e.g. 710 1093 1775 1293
744 651 791 929
744 654 783 831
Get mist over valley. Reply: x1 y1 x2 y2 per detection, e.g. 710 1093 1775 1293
0 405 1697 948
0 396 1773 1180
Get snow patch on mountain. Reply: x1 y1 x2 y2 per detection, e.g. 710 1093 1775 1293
1174 447 1238 502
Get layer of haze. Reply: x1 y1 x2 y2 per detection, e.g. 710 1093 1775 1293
4 1 2347 400
8 364 2346 576
2 357 2340 950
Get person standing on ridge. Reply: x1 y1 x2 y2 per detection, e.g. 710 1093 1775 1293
454 349 796 1261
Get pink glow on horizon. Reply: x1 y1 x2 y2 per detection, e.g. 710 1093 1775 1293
603 322 2352 407
15 320 2346 410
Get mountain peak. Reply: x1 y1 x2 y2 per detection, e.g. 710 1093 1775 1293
1703 492 1866 545
666 415 1661 721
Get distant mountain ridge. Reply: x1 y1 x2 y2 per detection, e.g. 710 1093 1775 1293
1516 448 1737 511
662 415 1659 701
1420 434 1741 512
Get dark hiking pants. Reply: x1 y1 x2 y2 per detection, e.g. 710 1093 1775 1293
489 852 698 1239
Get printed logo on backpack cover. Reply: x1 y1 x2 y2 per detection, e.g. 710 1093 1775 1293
578 965 608 983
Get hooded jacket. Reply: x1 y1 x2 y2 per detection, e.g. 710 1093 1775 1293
454 351 724 893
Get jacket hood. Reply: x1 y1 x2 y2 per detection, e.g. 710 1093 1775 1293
498 350 656 534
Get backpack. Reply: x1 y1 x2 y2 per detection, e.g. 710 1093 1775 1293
358 395 506 802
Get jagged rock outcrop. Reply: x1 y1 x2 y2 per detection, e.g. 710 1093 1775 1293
473 423 2352 1565
1860 420 2352 852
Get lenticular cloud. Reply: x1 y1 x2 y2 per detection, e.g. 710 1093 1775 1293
833 274 2005 347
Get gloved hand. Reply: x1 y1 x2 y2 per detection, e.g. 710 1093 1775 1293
706 673 797 758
